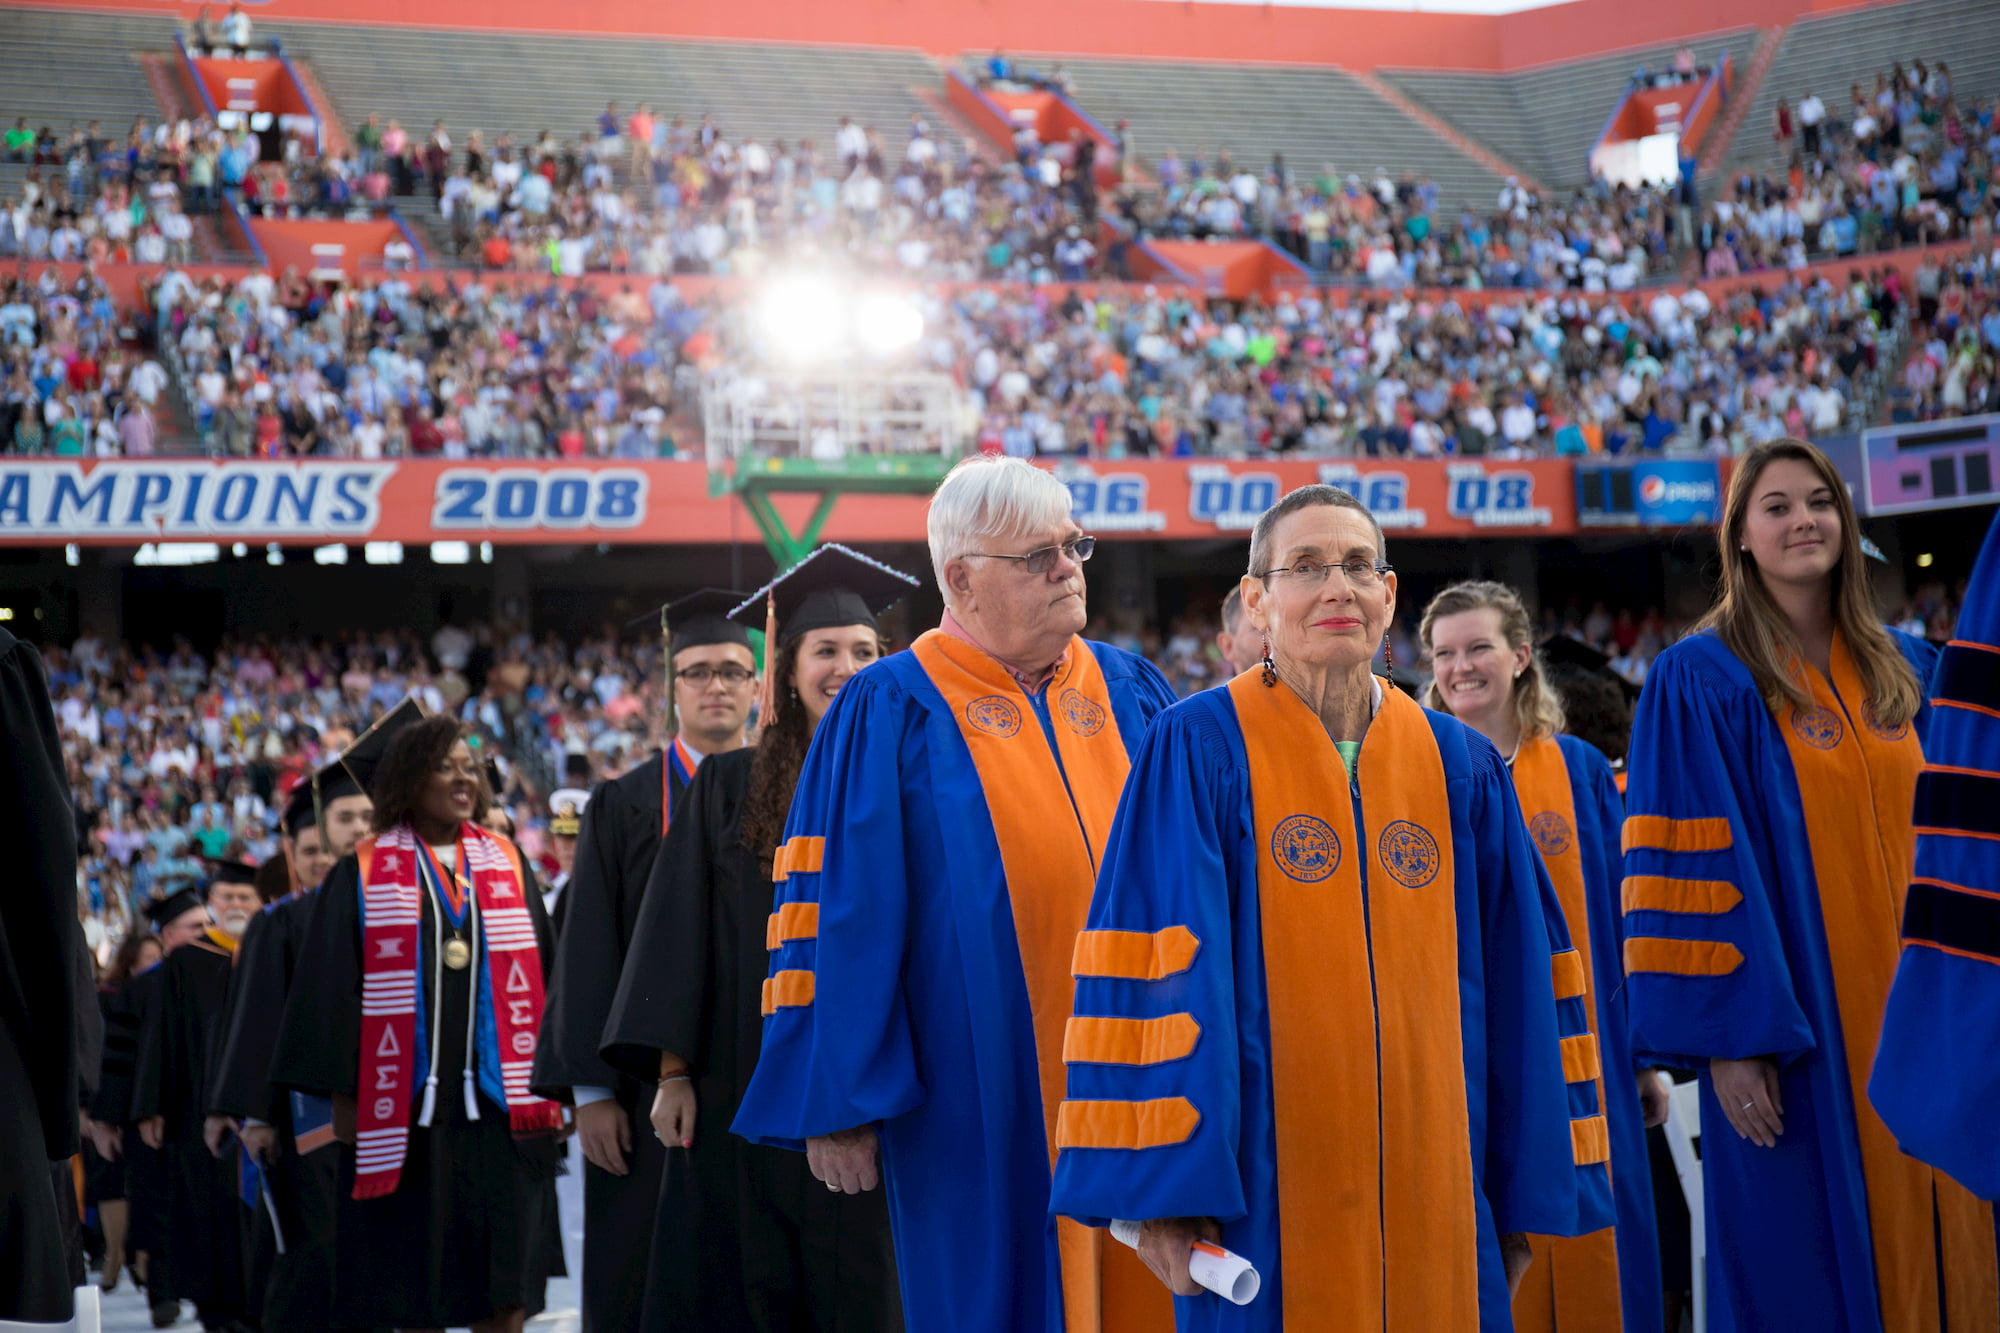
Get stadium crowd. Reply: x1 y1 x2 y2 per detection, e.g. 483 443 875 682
52 549 1971 957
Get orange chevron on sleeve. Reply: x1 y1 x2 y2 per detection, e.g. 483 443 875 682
773 836 825 882
1624 936 1745 977
1063 1013 1202 1066
1054 1096 1201 1150
1071 925 1200 980
1570 1115 1611 1165
1622 874 1745 915
759 969 815 1017
1559 1032 1602 1085
1622 815 1732 854
1551 948 1588 1000
765 902 819 951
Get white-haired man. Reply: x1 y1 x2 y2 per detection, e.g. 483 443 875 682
734 456 1178 1333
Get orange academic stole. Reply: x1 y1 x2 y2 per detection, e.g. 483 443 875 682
1779 634 1997 1333
910 631 1170 1333
1229 673 1478 1332
1510 735 1622 1333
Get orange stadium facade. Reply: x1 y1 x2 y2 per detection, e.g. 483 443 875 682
3 0 1913 73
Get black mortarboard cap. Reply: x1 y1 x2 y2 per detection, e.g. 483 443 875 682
328 696 429 797
203 858 260 888
282 783 320 838
145 887 205 928
630 588 754 651
728 544 920 643
1539 634 1641 702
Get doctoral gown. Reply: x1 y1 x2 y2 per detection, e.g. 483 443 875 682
1509 733 1661 1333
733 633 1178 1333
602 746 902 1332
1622 628 1997 1332
133 930 250 1319
1873 510 2000 1200
271 848 565 1329
529 751 679 1333
208 890 373 1333
1047 677 1608 1333
95 963 171 1273
0 624 81 1323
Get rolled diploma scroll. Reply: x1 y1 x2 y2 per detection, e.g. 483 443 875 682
1109 1219 1262 1305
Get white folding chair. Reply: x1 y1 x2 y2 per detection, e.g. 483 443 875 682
1664 1079 1706 1333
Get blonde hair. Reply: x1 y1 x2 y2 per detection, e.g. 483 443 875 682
1700 437 1921 725
1419 580 1565 745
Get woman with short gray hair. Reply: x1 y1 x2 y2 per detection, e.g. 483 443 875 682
1050 482 1611 1329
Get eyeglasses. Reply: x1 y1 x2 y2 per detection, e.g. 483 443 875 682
970 536 1096 575
1257 557 1393 588
675 665 756 686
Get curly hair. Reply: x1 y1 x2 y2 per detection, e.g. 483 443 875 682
741 631 888 868
369 715 491 834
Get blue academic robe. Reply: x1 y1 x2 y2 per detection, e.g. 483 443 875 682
1873 510 2000 1201
732 639 1177 1333
1545 734 1663 1333
1620 628 1997 1333
1046 686 1606 1332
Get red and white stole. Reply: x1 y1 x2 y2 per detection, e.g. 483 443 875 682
352 822 561 1200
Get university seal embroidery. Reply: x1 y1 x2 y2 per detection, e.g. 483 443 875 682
1861 700 1910 743
1060 688 1106 737
1529 811 1573 858
1272 814 1340 883
965 695 1023 738
1378 820 1441 888
1790 706 1844 750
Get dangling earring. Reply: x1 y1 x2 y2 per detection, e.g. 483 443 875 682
1260 636 1278 688
1383 636 1394 674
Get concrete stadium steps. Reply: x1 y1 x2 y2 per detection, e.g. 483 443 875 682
1720 0 2000 175
996 56 1507 211
1383 29 1758 192
0 7 181 146
263 22 940 163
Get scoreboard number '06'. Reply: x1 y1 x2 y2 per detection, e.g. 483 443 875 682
429 468 649 531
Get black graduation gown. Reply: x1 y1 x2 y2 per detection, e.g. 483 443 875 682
133 934 249 1319
271 844 565 1329
0 626 81 1322
87 984 133 1206
97 964 172 1273
602 748 902 1333
529 752 679 1333
209 893 372 1333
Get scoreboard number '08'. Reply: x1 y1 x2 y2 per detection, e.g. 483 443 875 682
429 468 650 531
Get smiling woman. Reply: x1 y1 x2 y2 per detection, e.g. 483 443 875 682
1617 438 1996 1329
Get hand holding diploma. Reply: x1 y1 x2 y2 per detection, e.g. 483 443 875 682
1113 1218 1262 1305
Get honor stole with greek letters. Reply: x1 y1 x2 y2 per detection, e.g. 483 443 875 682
1779 635 1997 1331
909 630 1171 1333
1510 736 1622 1333
1229 673 1479 1333
353 822 561 1201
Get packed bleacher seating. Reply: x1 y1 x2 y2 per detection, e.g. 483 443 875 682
0 268 169 456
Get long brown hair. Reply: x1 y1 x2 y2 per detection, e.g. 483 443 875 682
741 629 889 869
1700 437 1921 725
1419 580 1566 744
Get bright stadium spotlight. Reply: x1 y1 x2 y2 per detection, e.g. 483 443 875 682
430 541 472 565
755 273 844 364
266 544 283 566
854 291 925 356
364 542 404 565
313 544 349 565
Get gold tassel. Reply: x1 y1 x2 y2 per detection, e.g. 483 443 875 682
754 593 779 731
